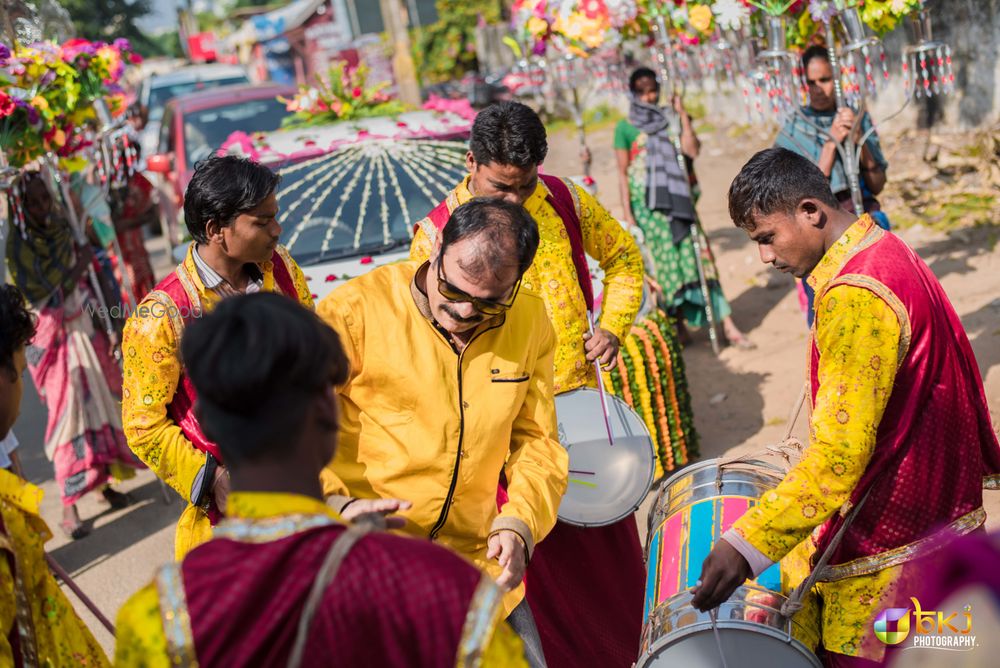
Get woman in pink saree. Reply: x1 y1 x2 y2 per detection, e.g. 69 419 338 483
5 173 142 538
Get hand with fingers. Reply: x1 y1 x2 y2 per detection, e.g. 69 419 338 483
341 498 412 529
583 327 620 371
690 538 752 612
487 529 527 592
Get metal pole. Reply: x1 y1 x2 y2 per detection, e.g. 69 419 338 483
825 22 864 214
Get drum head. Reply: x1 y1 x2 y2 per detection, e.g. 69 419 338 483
555 388 655 526
640 623 822 668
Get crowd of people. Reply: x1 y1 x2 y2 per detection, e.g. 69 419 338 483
1 55 998 668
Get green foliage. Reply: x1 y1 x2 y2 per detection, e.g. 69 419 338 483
413 1 501 84
62 0 166 57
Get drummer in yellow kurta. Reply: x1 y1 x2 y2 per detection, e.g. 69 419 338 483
410 105 643 395
120 156 313 560
0 284 108 667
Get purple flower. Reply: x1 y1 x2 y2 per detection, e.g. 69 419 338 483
0 43 10 64
808 0 837 23
15 99 40 125
113 38 131 52
40 70 56 86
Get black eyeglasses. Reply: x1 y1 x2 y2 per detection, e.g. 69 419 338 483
436 261 521 316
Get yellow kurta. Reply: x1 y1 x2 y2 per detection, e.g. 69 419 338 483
120 245 313 560
114 492 527 667
0 469 109 667
318 261 568 614
410 175 644 393
732 216 905 660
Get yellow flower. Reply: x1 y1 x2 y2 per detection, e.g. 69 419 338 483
688 5 714 34
31 95 49 110
527 16 548 37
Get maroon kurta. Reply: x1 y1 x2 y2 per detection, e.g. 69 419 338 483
810 226 1000 568
182 524 484 667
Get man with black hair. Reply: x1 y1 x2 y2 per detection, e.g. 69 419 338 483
121 155 314 559
410 100 647 667
693 148 1000 667
320 198 567 667
0 285 109 666
115 293 529 666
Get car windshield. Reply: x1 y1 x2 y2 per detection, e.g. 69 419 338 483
148 75 249 121
183 97 291 169
276 138 469 267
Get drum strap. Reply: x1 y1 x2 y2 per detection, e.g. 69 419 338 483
287 519 378 668
779 485 876 620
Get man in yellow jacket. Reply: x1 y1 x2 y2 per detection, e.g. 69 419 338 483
319 198 568 667
1 285 108 667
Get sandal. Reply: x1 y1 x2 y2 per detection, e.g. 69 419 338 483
60 520 90 540
101 487 131 510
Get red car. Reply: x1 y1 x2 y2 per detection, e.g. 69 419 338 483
146 82 296 245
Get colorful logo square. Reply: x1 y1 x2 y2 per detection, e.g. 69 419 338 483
874 607 912 645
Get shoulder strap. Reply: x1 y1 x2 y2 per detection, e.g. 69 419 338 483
425 200 451 232
270 247 299 300
155 562 198 667
287 522 376 668
540 174 594 311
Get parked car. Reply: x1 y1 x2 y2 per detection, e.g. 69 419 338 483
174 109 474 300
146 82 296 244
137 64 251 163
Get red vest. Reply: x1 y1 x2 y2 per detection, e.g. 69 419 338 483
151 250 300 464
810 227 1000 570
422 174 595 311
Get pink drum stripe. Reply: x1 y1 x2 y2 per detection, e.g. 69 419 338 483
720 497 752 533
657 509 684 602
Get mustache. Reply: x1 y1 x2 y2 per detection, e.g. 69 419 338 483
440 304 484 324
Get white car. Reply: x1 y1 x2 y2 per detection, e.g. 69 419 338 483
176 109 474 300
137 64 250 164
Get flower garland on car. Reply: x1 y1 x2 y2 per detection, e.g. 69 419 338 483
279 62 406 130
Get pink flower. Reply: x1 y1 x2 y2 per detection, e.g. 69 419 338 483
360 256 373 265
0 91 14 118
325 274 338 282
352 87 362 98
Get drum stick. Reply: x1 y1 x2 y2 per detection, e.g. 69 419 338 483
46 554 117 635
586 311 615 446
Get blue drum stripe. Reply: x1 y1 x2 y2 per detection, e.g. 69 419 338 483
756 563 782 592
685 500 714 590
644 528 661 619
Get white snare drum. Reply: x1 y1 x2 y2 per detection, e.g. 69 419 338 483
554 388 655 527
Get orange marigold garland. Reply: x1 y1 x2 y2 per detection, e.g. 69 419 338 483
633 326 674 473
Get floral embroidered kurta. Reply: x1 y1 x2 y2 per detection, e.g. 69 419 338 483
729 215 906 660
1 470 109 667
120 246 313 560
410 175 644 393
114 492 527 667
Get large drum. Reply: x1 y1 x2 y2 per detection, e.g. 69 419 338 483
638 459 821 667
554 388 655 527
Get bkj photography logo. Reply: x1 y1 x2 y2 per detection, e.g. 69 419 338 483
874 598 976 651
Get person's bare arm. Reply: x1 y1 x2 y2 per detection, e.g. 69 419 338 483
615 148 636 227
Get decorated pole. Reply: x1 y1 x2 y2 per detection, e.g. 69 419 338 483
651 13 721 355
825 20 864 214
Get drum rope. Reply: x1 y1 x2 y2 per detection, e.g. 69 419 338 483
708 608 730 668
